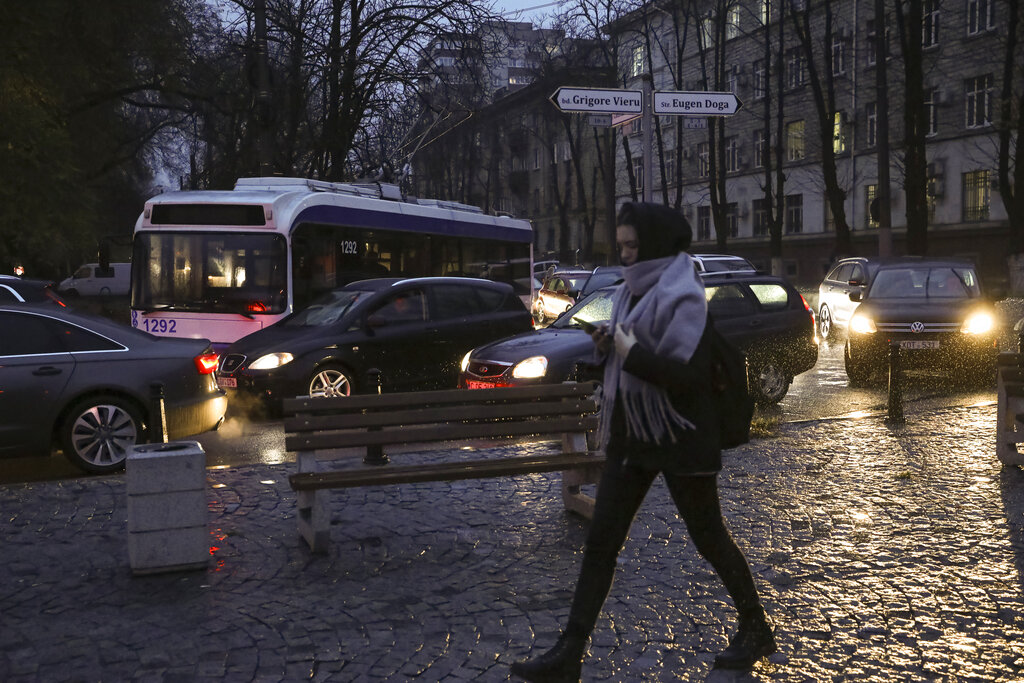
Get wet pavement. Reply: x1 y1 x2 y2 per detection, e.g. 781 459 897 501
3 403 1024 682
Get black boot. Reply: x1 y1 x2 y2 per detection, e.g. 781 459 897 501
714 609 777 670
509 629 587 682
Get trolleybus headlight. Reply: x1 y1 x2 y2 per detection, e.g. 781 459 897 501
248 352 294 370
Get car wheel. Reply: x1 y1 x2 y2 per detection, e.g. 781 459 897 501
818 305 834 341
60 396 143 473
844 344 871 387
749 361 790 404
308 366 355 398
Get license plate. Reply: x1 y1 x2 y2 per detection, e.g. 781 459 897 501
899 340 939 350
217 376 237 388
466 380 497 390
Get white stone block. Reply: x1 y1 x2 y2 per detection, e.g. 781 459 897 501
126 441 206 494
127 490 208 532
128 526 210 574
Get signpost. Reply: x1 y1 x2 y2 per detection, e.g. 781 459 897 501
550 84 742 202
653 91 743 116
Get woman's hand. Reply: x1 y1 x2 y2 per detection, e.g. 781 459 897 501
614 324 637 357
591 324 613 355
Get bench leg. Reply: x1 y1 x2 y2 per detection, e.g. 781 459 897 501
996 380 1024 467
295 450 331 553
561 463 602 519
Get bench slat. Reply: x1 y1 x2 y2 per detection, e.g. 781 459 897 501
285 398 597 433
285 415 599 451
289 452 606 490
282 382 597 415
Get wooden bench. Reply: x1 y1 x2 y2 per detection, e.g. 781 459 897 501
284 382 605 552
997 352 1024 466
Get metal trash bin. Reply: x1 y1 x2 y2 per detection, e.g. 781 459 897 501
126 441 209 575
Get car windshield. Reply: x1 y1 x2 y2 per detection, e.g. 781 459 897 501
700 257 755 272
283 289 369 327
868 266 981 299
552 288 616 329
583 269 623 295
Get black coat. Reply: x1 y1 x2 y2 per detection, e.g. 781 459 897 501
605 322 722 474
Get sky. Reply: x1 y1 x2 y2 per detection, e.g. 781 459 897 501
493 0 564 24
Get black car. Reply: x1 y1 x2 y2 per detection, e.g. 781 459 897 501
0 304 226 472
579 265 623 298
0 274 67 306
843 259 1000 386
218 277 533 408
460 271 818 405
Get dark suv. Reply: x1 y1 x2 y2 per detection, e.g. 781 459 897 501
219 277 532 410
843 259 1000 386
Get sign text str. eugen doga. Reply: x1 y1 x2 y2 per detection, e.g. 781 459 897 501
652 91 742 116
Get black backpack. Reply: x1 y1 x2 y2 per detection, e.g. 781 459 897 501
707 317 754 449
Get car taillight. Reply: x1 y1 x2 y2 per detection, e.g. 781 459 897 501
799 293 817 332
194 353 219 374
247 301 268 313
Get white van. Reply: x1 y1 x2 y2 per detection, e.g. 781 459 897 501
59 262 132 297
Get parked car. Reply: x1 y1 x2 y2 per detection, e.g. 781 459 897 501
532 268 593 324
460 270 818 406
218 277 533 410
693 254 757 274
0 275 67 306
816 256 883 340
843 259 1000 386
579 265 623 298
58 262 132 297
0 304 226 472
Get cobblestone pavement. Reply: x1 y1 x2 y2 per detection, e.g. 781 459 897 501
3 403 1024 682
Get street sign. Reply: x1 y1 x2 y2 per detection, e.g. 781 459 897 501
653 91 743 116
684 117 708 129
550 87 643 114
612 113 641 127
588 114 612 127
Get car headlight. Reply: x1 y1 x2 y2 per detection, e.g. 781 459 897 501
850 314 877 334
248 352 294 370
512 355 548 379
460 350 472 373
961 312 994 335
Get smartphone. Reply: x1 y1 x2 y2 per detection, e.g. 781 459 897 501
573 317 598 334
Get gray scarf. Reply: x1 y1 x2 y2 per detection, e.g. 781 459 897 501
597 253 707 446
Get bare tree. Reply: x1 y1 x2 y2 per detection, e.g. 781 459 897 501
998 0 1024 290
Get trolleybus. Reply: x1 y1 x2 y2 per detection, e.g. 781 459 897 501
130 177 534 350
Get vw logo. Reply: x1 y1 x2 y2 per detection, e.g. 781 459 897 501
910 321 925 333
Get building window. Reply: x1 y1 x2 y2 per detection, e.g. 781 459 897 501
700 16 714 48
725 137 740 172
533 147 540 170
923 0 940 47
786 47 806 89
824 197 835 232
866 184 877 228
753 60 767 99
962 170 990 221
968 0 995 34
726 202 739 237
727 68 738 93
760 0 770 24
866 18 890 65
632 157 644 195
866 102 877 147
924 89 939 136
753 198 769 236
753 129 766 168
785 194 803 233
786 120 805 161
831 33 846 75
698 142 710 177
727 5 741 39
966 74 992 128
665 157 677 185
630 44 645 77
833 111 847 154
698 206 712 241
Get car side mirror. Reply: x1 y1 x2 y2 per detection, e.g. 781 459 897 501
849 291 862 302
366 314 389 330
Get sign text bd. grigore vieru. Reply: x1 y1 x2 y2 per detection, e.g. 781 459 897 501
550 87 643 114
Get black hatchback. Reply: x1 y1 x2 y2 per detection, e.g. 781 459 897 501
218 277 533 409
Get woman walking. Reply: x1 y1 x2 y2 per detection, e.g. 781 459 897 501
509 202 776 681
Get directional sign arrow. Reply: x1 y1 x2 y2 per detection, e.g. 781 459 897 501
653 91 743 116
550 86 644 114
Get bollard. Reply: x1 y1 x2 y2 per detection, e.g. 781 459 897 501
149 382 168 443
363 368 389 466
886 342 905 425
